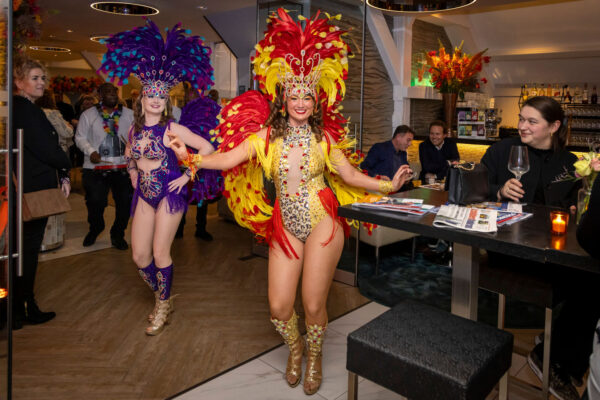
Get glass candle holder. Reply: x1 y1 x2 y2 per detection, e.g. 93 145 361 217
550 210 569 236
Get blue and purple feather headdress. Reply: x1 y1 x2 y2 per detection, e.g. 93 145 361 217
99 18 214 97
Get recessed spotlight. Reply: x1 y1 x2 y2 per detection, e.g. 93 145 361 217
90 2 159 16
366 0 476 13
66 29 73 33
197 5 207 10
29 46 71 52
90 35 111 43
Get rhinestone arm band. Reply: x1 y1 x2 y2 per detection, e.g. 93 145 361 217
378 179 394 194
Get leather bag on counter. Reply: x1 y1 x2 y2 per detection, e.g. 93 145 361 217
444 162 489 205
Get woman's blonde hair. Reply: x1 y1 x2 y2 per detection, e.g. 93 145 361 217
13 55 47 83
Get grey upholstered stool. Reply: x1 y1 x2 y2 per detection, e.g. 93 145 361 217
346 300 513 400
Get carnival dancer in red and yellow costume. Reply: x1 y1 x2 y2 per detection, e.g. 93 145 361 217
168 9 412 394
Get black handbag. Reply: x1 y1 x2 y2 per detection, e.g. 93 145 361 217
444 162 489 205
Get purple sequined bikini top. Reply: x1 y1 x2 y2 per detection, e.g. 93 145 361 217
130 122 180 172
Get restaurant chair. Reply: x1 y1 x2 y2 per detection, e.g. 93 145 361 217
479 252 565 399
347 300 513 400
351 224 418 275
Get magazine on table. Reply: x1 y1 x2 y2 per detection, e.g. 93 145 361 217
433 204 497 232
352 197 435 216
469 202 532 227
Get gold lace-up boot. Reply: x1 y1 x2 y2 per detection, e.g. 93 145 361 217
271 311 305 387
145 299 172 336
304 322 326 395
148 291 160 322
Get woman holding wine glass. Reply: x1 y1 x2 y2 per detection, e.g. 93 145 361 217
480 96 597 400
481 96 578 208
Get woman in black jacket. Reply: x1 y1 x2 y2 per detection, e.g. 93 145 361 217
481 96 597 400
13 57 71 330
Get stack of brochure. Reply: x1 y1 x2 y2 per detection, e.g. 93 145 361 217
433 204 498 232
352 197 435 216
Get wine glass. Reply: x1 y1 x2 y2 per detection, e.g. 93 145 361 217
508 145 530 181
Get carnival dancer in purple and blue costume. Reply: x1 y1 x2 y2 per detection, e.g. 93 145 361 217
99 19 219 335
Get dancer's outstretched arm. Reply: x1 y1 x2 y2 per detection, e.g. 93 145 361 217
167 127 267 171
330 148 412 193
165 122 215 156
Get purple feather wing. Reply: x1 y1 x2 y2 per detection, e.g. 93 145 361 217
179 96 223 203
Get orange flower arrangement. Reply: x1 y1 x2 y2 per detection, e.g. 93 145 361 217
418 41 490 97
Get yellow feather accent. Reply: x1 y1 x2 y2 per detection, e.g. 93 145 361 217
319 32 327 38
315 43 323 49
298 15 306 20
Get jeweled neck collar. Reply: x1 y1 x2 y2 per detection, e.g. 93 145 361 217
285 124 311 138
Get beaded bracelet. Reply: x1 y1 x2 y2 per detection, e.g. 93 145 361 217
378 179 394 194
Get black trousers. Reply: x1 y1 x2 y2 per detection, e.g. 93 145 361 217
14 217 48 310
488 252 600 381
82 168 132 239
177 201 209 234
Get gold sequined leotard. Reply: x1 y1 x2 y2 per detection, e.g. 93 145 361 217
268 124 329 242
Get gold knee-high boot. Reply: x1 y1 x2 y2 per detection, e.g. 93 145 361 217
271 311 305 387
304 322 326 395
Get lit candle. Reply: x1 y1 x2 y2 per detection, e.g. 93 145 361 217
550 211 568 236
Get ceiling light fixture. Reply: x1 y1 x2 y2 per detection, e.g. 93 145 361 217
197 5 207 10
366 0 477 13
90 35 111 43
90 2 159 16
29 46 71 52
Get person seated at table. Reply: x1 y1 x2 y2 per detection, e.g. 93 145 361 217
360 124 414 191
418 120 459 182
577 173 600 400
481 96 598 400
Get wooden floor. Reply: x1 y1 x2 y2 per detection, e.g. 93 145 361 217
10 205 369 399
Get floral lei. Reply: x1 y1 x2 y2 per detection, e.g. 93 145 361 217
97 103 122 136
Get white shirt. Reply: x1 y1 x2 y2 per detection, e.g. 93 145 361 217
75 105 134 169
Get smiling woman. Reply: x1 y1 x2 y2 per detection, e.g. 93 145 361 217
12 56 71 330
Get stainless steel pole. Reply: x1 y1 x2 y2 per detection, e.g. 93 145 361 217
16 129 23 277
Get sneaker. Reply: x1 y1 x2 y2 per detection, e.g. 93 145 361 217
111 237 129 250
527 345 580 400
83 231 98 247
533 336 583 388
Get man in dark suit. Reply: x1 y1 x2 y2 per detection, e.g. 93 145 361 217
418 120 460 182
360 125 414 190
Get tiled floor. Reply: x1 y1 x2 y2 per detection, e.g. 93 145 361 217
174 302 583 400
39 192 130 262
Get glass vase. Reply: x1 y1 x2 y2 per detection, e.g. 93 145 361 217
576 186 592 225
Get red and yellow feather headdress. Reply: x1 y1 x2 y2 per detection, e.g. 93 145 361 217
253 8 350 108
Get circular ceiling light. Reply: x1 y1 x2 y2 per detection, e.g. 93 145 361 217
90 35 111 43
90 2 159 16
366 0 477 13
29 46 71 52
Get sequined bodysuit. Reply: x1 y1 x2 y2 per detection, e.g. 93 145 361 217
269 125 330 242
130 122 187 213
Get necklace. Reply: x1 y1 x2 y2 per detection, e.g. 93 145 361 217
97 104 121 136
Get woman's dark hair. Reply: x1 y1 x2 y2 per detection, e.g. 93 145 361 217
522 96 567 151
264 85 323 142
35 89 57 109
132 94 174 134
